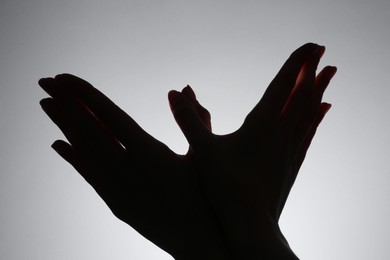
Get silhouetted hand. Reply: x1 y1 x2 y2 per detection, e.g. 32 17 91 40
39 76 231 260
40 42 336 260
168 43 337 259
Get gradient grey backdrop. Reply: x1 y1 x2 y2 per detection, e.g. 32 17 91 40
1 0 389 259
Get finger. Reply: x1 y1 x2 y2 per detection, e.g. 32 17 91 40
302 65 337 121
245 43 320 127
296 102 331 168
276 103 331 217
51 140 106 191
51 140 121 210
40 97 122 164
181 85 197 101
314 66 337 101
280 46 325 130
278 65 335 213
51 74 161 151
181 85 212 131
168 90 212 152
40 97 83 148
288 66 337 152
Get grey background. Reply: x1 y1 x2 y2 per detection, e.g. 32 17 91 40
1 0 389 259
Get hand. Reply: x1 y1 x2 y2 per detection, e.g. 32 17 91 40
39 76 231 260
168 43 337 259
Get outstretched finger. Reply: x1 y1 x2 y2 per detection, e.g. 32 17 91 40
288 66 337 153
277 103 331 217
245 43 320 127
314 66 338 102
295 102 332 170
40 96 122 166
181 85 212 131
168 90 213 152
280 46 325 131
41 74 162 152
51 140 105 190
51 139 117 207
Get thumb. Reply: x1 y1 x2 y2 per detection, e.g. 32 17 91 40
168 90 212 151
181 85 212 131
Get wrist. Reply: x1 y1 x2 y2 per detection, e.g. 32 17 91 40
168 223 233 260
217 211 298 260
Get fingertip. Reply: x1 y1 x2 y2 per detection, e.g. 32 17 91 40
301 42 319 50
51 140 67 154
330 66 337 76
317 45 326 59
324 65 337 75
322 102 332 115
54 73 74 80
316 66 337 93
39 97 52 107
182 85 196 101
299 42 321 55
38 77 51 86
39 77 56 94
54 73 85 89
51 140 83 171
315 103 332 125
168 90 181 111
40 97 51 104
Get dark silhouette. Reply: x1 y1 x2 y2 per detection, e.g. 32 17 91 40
39 42 336 260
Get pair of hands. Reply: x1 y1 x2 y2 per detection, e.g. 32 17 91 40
39 43 336 260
